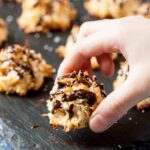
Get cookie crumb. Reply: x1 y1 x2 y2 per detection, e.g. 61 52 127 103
34 33 40 39
6 15 13 23
54 36 61 43
47 32 53 38
129 117 132 121
118 144 122 149
52 68 56 73
141 109 145 113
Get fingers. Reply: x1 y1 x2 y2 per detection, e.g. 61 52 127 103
81 59 93 77
77 20 113 41
89 70 148 133
57 30 120 77
96 53 115 77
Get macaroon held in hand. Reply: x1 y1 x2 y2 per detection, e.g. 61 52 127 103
56 16 150 133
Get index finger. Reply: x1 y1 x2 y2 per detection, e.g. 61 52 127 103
57 26 121 78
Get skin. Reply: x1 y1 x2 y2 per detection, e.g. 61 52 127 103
57 16 150 133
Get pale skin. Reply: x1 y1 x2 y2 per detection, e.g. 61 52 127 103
57 16 150 133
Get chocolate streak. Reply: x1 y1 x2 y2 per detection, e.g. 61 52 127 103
50 71 106 118
68 104 74 118
0 45 40 79
61 89 96 106
51 100 61 114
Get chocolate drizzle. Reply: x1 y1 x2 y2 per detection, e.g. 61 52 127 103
0 45 41 79
68 104 74 118
51 100 61 114
57 81 67 89
99 84 106 97
61 89 96 106
58 71 77 79
57 71 93 87
49 70 106 119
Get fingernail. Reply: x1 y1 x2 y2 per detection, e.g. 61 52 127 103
89 115 104 133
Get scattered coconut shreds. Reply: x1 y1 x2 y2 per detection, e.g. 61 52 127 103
52 68 56 73
34 33 40 38
43 44 49 50
47 46 53 52
53 36 61 43
6 15 13 23
118 145 122 149
47 32 53 38
141 109 145 113
41 113 48 117
129 117 132 121
31 124 42 129
43 44 53 52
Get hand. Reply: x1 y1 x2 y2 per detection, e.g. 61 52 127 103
57 16 150 133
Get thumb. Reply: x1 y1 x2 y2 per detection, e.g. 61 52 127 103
89 70 148 133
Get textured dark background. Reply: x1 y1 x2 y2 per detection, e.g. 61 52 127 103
0 0 150 150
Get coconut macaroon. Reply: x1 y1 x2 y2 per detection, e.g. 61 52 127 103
17 0 76 33
84 0 141 19
113 61 150 110
47 71 106 132
113 61 129 90
137 98 150 110
137 2 150 19
0 44 52 96
0 18 8 47
56 25 117 70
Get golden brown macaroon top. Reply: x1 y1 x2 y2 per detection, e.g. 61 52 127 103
18 0 76 33
47 71 106 132
0 44 52 95
84 0 141 18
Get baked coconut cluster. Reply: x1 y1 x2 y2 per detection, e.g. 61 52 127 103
47 70 106 132
17 0 76 33
84 0 141 19
0 44 52 96
113 61 150 110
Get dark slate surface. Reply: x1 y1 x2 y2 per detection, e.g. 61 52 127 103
0 1 150 150
0 135 13 150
